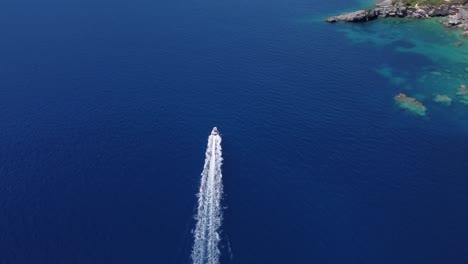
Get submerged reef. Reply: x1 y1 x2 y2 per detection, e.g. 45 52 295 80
434 94 453 105
456 84 468 105
327 0 468 118
394 93 428 116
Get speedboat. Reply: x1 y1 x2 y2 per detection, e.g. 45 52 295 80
211 127 218 135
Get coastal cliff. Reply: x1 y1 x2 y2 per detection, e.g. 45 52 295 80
326 0 468 37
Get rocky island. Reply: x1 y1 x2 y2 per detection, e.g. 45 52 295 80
326 0 468 38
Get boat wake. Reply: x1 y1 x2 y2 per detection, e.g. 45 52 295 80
191 129 224 264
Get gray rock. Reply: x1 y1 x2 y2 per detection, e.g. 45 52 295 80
448 15 460 25
462 31 468 38
378 6 408 17
427 6 452 17
458 8 468 20
326 10 378 22
460 23 468 31
408 8 429 18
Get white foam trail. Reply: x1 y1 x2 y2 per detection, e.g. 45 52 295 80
192 134 224 264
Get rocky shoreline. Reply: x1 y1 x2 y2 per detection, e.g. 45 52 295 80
326 1 468 38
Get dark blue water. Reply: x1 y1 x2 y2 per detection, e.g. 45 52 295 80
1 0 468 263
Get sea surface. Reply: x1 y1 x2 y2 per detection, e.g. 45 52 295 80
1 0 468 263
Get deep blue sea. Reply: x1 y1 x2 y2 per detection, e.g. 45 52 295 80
1 0 468 263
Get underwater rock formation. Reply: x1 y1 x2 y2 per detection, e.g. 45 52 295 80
394 93 427 116
434 94 453 106
456 84 468 105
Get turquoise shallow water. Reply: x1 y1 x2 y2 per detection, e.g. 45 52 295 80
335 16 468 121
